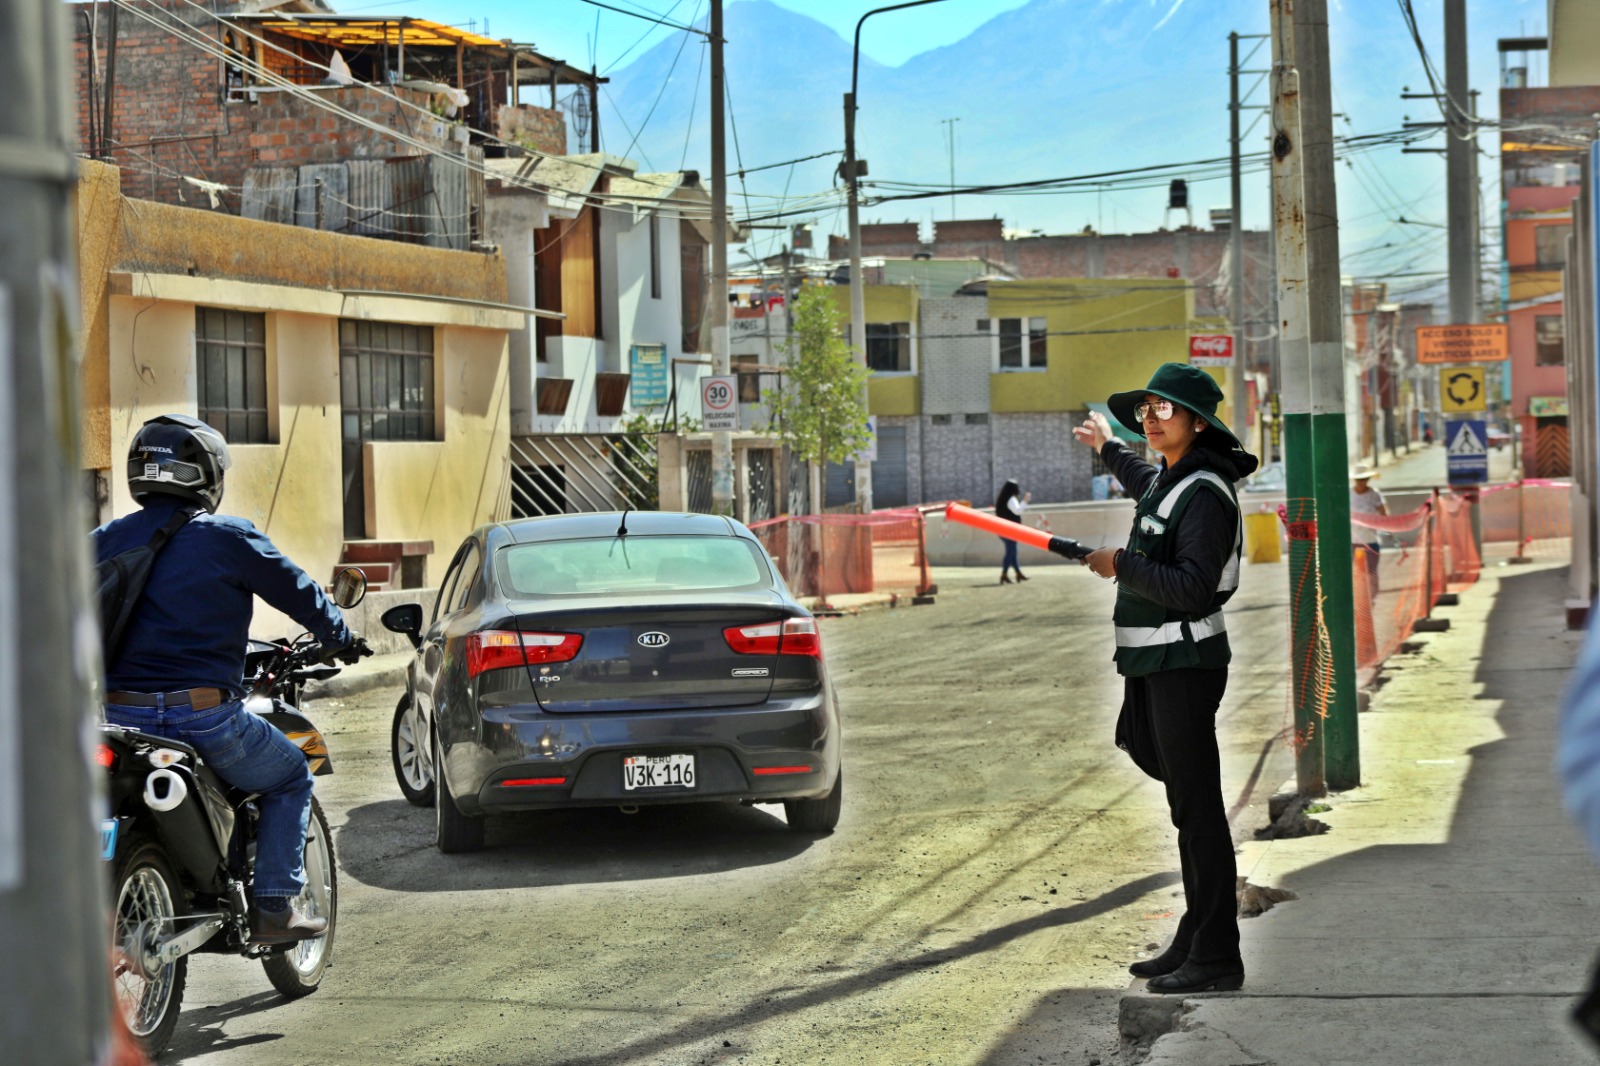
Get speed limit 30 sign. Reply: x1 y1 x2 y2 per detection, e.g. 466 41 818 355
701 375 739 431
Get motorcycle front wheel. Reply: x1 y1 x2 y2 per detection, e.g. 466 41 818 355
113 840 188 1057
261 797 337 997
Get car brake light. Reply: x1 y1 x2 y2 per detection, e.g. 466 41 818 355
499 777 567 788
753 765 815 776
723 618 822 658
466 630 583 677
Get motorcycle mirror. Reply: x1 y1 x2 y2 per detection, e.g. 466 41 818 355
331 566 368 609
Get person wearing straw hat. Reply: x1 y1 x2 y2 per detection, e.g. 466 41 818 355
1072 362 1258 995
1350 462 1387 603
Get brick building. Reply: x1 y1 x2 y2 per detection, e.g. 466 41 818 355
71 1 596 231
1498 37 1591 477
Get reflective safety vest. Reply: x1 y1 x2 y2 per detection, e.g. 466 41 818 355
1112 467 1242 677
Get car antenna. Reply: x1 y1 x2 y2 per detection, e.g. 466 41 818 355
617 502 631 538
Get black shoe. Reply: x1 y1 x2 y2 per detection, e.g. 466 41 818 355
1015 571 1029 582
1000 573 1012 585
251 903 329 944
1129 943 1188 978
1145 959 1244 994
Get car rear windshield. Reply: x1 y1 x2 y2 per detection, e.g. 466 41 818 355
496 535 774 598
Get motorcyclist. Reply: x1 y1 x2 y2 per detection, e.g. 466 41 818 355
93 414 368 943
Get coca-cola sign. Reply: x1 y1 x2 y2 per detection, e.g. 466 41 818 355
1189 334 1234 366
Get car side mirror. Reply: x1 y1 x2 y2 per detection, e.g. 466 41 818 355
331 566 367 609
381 603 424 650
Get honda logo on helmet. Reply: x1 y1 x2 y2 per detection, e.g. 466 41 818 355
637 631 670 648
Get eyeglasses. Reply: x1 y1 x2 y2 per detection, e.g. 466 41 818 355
1134 401 1176 422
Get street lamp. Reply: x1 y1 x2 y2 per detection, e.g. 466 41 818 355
844 0 951 513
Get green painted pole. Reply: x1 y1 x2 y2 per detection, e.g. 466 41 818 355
1270 0 1325 797
1298 0 1360 789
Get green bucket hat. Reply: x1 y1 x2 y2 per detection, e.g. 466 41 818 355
1106 362 1241 450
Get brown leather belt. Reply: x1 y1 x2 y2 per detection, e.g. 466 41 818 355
106 687 227 711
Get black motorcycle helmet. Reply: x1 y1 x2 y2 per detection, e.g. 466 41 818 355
127 414 232 514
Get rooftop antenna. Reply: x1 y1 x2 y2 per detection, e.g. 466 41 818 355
618 502 631 537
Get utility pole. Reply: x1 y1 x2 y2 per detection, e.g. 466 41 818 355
0 1 114 1061
1235 32 1248 451
1444 0 1480 324
843 89 873 512
941 116 960 220
1270 0 1325 798
709 0 734 517
1297 0 1360 790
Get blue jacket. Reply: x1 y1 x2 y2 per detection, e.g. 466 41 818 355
1561 617 1600 859
92 497 352 696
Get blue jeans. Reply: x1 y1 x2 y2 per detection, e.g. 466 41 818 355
103 697 313 900
1001 536 1020 573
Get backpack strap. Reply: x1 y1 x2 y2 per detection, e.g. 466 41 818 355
147 505 202 552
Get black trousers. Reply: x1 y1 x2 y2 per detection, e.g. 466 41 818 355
1117 666 1239 965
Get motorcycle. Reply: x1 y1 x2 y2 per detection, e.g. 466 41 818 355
101 567 369 1056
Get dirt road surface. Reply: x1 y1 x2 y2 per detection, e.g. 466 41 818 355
164 559 1295 1066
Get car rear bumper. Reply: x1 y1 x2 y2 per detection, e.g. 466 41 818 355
452 693 840 814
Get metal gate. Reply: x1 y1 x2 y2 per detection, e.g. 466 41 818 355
872 425 909 508
507 433 659 517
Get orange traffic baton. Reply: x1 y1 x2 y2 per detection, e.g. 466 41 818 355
945 502 1092 559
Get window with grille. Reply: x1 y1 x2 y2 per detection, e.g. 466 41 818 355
195 307 271 443
338 320 437 442
865 322 912 372
996 317 1048 369
1536 224 1572 270
1536 315 1566 366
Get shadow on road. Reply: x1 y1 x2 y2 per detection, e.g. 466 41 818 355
164 990 285 1062
545 869 1180 1066
335 798 817 890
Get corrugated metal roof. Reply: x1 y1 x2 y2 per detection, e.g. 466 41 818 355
251 16 506 50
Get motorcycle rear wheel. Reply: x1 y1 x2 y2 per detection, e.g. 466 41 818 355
262 797 337 997
113 840 188 1057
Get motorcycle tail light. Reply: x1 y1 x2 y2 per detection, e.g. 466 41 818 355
95 744 117 770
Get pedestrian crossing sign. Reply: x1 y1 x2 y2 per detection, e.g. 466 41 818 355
1446 418 1488 484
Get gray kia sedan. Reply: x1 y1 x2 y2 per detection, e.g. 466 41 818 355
381 511 843 853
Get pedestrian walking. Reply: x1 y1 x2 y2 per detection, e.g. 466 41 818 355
1350 463 1386 604
1072 363 1258 994
994 478 1030 584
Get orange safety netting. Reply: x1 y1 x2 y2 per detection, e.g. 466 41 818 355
1478 478 1573 562
1349 488 1486 671
748 509 933 600
1285 497 1333 756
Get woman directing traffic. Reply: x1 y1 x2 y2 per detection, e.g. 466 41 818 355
1072 362 1258 994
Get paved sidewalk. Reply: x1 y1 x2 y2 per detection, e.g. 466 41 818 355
1124 560 1600 1064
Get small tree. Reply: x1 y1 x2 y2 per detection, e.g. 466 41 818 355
760 281 872 509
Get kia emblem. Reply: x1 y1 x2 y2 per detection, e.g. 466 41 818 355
637 631 670 648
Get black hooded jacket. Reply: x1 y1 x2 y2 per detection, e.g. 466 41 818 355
994 479 1023 524
1098 438 1259 614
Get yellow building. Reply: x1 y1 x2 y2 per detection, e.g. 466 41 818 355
822 273 1232 507
78 161 523 627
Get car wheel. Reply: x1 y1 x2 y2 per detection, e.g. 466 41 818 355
391 694 435 807
434 728 485 854
783 767 842 834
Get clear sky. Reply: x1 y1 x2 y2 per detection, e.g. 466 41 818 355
335 0 1035 71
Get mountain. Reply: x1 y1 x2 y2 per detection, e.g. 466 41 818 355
593 0 1539 275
